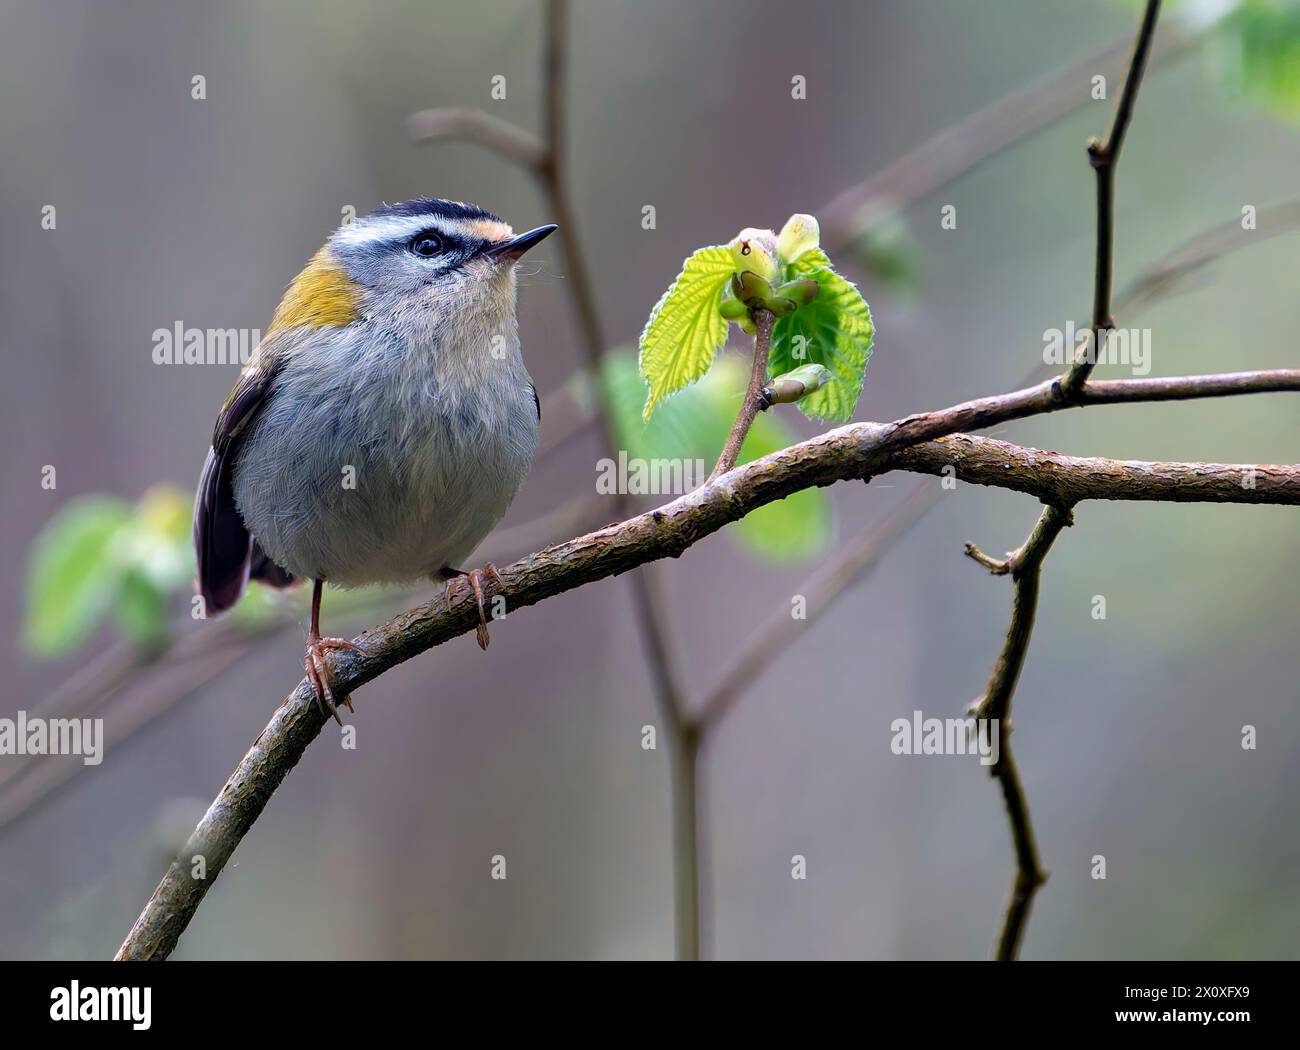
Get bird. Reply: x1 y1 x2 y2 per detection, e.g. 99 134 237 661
192 197 557 722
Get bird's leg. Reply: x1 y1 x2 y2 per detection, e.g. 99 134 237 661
304 578 365 723
439 563 507 651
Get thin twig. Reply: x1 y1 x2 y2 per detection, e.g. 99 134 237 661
708 309 775 483
406 106 547 168
1061 0 1162 399
992 746 1045 963
965 502 1073 961
966 504 1074 729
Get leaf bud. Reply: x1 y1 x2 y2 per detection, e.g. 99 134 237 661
762 363 834 405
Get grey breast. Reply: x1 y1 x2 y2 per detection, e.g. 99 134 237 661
230 324 538 587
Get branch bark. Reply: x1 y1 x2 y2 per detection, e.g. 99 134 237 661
898 433 1296 505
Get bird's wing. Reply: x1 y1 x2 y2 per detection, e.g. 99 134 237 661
192 356 287 614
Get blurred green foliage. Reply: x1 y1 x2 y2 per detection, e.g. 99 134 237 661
1215 0 1300 120
23 488 189 658
22 485 348 660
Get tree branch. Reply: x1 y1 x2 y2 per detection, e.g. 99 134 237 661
116 364 1300 959
899 433 1297 505
965 502 1073 960
965 504 1074 729
406 106 549 169
991 746 1047 963
1061 0 1162 399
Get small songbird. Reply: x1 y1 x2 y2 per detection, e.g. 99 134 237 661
193 198 556 721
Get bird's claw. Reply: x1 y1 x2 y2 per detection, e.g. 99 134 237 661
443 563 507 651
304 635 365 723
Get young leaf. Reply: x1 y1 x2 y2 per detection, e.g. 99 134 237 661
764 363 834 405
638 245 735 420
23 496 131 658
776 213 820 264
770 248 874 422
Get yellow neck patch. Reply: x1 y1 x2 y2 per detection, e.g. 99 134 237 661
267 249 361 334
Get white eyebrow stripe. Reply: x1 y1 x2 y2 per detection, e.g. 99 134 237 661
332 215 495 249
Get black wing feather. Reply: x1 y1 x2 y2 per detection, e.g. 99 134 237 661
193 364 290 614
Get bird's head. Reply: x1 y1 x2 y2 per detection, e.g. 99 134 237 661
266 198 557 337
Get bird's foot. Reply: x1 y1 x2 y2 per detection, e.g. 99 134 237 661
442 563 507 651
305 634 365 724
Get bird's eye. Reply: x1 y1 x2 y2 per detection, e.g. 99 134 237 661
410 234 442 258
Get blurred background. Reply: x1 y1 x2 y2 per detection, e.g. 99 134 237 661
1 0 1297 960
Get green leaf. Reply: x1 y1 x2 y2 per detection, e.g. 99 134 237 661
605 351 832 562
113 567 169 645
23 497 131 658
770 248 874 422
638 245 735 420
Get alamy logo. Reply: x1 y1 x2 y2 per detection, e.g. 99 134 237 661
152 321 261 365
1042 320 1151 375
0 712 103 766
596 451 707 496
50 982 151 1030
890 710 1000 767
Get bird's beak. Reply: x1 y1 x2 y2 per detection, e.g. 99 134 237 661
486 224 558 260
